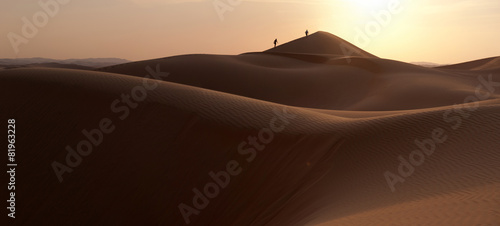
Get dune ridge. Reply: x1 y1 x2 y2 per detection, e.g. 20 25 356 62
264 31 377 58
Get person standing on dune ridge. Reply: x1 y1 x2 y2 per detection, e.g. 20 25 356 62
274 38 278 48
305 29 309 37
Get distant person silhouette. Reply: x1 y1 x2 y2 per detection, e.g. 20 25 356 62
274 39 278 48
305 30 309 37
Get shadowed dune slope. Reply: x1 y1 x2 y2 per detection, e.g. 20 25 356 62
99 53 500 111
1 67 500 225
97 32 499 111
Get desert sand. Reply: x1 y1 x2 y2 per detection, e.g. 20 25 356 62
1 31 499 225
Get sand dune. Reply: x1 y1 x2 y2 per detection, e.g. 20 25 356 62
1 62 95 70
437 56 500 71
0 57 130 68
265 31 376 58
99 41 499 111
2 31 499 225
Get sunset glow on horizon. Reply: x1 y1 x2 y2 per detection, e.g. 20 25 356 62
2 0 499 64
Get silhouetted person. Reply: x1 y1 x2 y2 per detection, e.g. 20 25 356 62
305 30 309 37
274 39 278 48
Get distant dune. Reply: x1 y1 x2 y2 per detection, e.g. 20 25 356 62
2 62 94 70
437 56 500 71
410 61 444 68
2 31 499 225
0 57 130 69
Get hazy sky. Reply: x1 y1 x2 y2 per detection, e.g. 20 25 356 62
1 0 499 64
